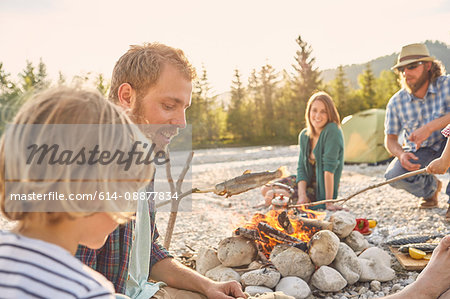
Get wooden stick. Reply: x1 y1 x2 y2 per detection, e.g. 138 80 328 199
155 188 199 208
176 152 194 191
164 151 194 250
288 168 427 209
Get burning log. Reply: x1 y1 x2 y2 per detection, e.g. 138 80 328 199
257 222 307 247
277 211 294 234
294 216 333 232
234 227 270 243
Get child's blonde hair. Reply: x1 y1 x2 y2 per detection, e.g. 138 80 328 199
0 87 155 226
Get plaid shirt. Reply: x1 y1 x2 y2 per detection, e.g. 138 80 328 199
442 124 450 137
385 75 450 152
75 183 171 295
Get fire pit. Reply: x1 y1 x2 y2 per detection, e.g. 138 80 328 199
195 209 396 298
234 208 330 257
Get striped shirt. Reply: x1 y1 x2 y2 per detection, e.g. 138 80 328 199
75 182 171 294
385 75 450 152
0 230 115 299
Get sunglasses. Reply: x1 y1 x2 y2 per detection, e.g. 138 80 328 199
397 61 425 73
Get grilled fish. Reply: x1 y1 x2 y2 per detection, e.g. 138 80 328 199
398 243 439 253
385 234 444 246
215 166 288 197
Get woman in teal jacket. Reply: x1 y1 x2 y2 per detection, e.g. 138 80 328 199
296 91 344 210
262 92 344 210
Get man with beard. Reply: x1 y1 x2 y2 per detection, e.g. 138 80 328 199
384 43 450 222
76 43 245 299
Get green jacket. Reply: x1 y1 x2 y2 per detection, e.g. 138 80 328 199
296 122 344 207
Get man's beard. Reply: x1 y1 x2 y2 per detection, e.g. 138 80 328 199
403 68 429 94
130 100 178 153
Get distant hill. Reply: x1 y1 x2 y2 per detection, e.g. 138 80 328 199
321 40 450 88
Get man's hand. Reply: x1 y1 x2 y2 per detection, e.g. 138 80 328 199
204 281 246 299
426 157 450 174
409 125 431 149
151 258 245 299
399 152 421 171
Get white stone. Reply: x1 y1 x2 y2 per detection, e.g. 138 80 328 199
391 284 403 293
217 236 257 267
205 265 241 282
359 247 392 268
241 268 281 289
358 286 368 294
344 231 370 252
311 266 347 292
275 276 311 299
195 246 221 275
370 280 381 291
271 247 315 281
270 244 291 260
358 258 395 282
308 230 340 267
244 286 273 296
330 211 357 238
247 260 265 271
331 242 361 285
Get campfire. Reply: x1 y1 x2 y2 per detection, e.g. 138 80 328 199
195 208 397 298
234 207 329 257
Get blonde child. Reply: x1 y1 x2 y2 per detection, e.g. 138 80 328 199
0 88 154 298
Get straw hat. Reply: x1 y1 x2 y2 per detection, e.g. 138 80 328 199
391 43 435 70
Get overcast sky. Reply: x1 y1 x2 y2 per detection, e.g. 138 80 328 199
1 0 449 94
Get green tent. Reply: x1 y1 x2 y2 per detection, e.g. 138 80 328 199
341 108 392 164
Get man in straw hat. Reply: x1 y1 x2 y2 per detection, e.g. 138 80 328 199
384 42 450 222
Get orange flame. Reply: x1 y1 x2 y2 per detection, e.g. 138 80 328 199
237 207 325 256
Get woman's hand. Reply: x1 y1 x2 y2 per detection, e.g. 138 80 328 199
297 194 310 205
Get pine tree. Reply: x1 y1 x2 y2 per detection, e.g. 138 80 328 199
291 35 322 129
95 73 109 95
275 70 297 141
374 70 400 108
187 65 224 146
357 63 376 109
0 63 24 134
19 60 37 92
247 68 263 140
227 69 246 140
330 65 351 117
0 62 16 94
35 58 49 90
259 62 278 138
188 69 207 145
58 71 66 85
